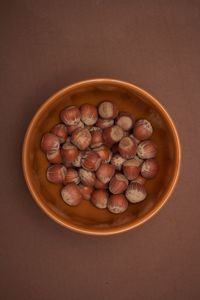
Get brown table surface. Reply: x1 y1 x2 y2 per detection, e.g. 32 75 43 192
1 1 199 299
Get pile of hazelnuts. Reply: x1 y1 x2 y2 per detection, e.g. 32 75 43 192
41 101 158 214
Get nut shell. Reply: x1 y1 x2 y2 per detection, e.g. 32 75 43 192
122 158 142 180
71 128 92 150
118 136 137 159
134 119 153 140
41 133 60 153
115 112 135 131
96 118 114 129
137 140 157 159
61 142 79 162
51 123 68 143
71 151 85 168
109 173 128 194
61 183 82 206
67 121 84 135
111 154 126 171
131 175 146 185
96 163 115 184
125 182 147 203
79 184 93 200
91 190 109 209
94 179 108 189
93 145 112 163
46 164 67 184
81 151 101 171
79 168 96 186
141 159 158 179
90 127 103 148
63 168 80 185
103 125 124 145
98 101 118 119
80 103 98 125
60 106 81 126
108 194 128 214
46 149 62 164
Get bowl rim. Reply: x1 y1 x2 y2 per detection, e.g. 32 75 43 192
22 78 181 236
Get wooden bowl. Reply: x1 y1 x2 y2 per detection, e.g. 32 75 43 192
22 79 181 235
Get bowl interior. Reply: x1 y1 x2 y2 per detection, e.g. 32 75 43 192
23 80 180 234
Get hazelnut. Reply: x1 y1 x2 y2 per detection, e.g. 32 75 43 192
141 159 158 179
111 154 126 171
98 101 118 119
61 142 79 162
137 140 157 159
79 184 93 200
125 182 147 203
46 164 67 184
41 133 60 153
46 149 62 164
115 112 135 131
60 106 81 126
61 183 82 206
91 190 109 209
50 123 68 143
93 145 112 163
118 136 137 159
71 128 92 150
67 121 84 135
96 163 115 184
79 168 96 186
81 151 101 171
134 119 153 140
72 151 85 167
80 103 98 125
108 194 128 214
109 173 128 194
122 158 142 180
94 178 108 189
103 125 124 145
90 127 103 148
63 168 80 185
95 118 114 129
131 175 146 185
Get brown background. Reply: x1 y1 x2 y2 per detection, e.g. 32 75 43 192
0 1 200 299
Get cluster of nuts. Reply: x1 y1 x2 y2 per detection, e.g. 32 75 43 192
41 101 158 214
